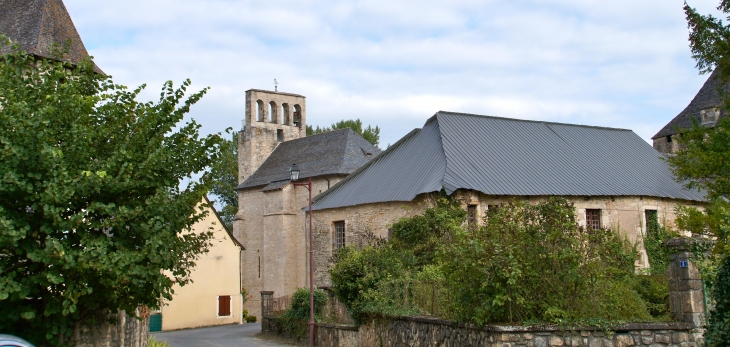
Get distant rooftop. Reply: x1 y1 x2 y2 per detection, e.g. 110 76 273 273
0 0 103 73
237 128 381 190
311 111 705 211
653 70 728 139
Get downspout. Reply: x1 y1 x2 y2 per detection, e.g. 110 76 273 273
239 249 243 325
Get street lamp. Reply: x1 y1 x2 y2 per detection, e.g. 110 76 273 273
289 164 315 347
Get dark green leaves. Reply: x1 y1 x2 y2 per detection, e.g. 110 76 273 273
0 38 221 346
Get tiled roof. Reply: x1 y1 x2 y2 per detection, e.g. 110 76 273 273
311 112 706 211
236 128 381 190
653 70 728 139
0 0 103 73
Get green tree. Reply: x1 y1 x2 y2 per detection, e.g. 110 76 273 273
669 3 730 345
208 132 238 230
306 119 381 148
0 41 224 346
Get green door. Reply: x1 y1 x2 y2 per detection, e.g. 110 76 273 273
149 313 162 332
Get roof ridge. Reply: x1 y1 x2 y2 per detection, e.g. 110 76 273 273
436 111 632 132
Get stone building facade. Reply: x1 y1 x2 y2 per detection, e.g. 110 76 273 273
311 191 700 286
309 111 706 286
233 90 380 316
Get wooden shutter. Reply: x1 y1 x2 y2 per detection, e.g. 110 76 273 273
218 295 231 316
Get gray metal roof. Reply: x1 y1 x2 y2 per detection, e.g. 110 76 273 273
0 0 103 73
653 70 727 139
311 111 706 211
237 128 381 190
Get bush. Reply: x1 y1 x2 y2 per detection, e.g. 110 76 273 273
439 198 648 324
276 288 327 339
706 256 730 347
330 244 417 321
245 315 257 323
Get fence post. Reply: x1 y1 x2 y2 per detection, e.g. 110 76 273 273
665 238 712 328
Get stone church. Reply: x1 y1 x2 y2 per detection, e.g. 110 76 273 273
234 87 709 316
233 89 381 316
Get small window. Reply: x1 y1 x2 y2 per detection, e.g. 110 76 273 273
487 205 500 216
666 135 672 143
277 129 284 142
467 205 477 228
585 209 601 229
218 295 231 317
334 221 345 250
645 209 659 235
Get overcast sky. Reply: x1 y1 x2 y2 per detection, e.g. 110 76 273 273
65 0 722 147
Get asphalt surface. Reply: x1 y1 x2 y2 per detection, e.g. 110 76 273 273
154 323 296 347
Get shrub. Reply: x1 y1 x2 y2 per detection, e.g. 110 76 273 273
330 244 417 321
438 198 647 324
245 315 257 323
276 288 327 339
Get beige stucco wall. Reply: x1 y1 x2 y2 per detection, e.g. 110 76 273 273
311 190 704 286
234 175 345 317
160 202 243 331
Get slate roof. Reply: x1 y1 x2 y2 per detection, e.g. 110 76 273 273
311 111 706 211
653 70 728 139
236 128 381 190
0 0 103 73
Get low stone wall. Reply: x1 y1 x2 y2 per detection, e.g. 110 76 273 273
72 308 149 347
262 316 704 347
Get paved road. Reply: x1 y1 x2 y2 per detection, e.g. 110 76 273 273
154 323 296 347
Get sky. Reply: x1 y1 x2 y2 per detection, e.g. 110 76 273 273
64 0 724 147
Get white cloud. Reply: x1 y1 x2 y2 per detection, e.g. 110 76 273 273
63 0 723 145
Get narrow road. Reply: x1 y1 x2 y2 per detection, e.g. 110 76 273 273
153 323 296 347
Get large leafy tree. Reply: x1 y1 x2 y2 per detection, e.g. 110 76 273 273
208 132 238 229
0 41 224 346
306 119 381 148
669 3 730 346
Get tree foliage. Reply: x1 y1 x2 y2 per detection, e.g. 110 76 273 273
306 119 381 148
676 4 730 345
208 132 238 229
329 196 661 325
0 41 224 346
439 198 647 324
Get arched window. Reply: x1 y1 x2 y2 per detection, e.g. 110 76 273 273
281 103 290 125
269 101 277 123
256 100 265 122
293 104 302 127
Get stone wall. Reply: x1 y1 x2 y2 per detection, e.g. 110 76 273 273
236 175 346 316
262 316 703 347
72 308 148 347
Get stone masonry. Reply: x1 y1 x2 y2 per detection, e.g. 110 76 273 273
263 315 703 347
238 89 306 183
312 190 701 287
665 238 712 328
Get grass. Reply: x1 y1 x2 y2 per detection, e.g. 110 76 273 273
148 336 170 347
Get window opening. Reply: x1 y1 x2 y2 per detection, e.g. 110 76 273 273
467 205 477 228
585 209 601 229
645 209 659 235
256 100 265 122
281 104 289 125
277 129 284 142
258 256 261 278
293 104 302 127
269 101 277 123
334 221 345 250
218 295 231 316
